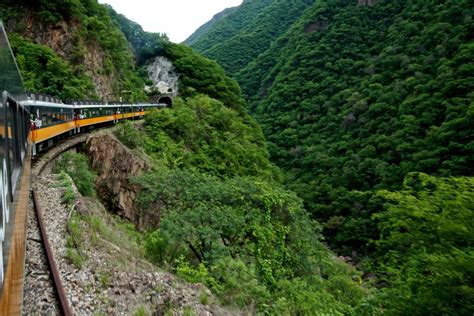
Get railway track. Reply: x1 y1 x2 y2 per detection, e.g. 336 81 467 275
22 189 60 315
22 135 88 315
29 189 71 315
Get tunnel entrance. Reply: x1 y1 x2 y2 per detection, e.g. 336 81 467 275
158 96 172 107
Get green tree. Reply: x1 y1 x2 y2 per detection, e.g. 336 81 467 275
373 173 474 315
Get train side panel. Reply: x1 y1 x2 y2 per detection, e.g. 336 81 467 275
31 121 75 143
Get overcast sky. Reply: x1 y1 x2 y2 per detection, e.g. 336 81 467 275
98 0 243 43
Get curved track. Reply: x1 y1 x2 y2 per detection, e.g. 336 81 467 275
32 189 72 315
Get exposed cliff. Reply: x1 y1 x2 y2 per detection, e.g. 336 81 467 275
145 56 179 96
7 15 115 98
84 132 156 230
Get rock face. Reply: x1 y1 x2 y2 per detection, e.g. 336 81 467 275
85 133 152 229
145 56 179 96
6 14 116 99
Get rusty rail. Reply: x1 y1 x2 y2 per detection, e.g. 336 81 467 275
32 190 72 316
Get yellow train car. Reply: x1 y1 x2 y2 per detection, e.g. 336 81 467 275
20 99 165 153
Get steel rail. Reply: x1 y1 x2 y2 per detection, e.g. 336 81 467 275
32 189 72 316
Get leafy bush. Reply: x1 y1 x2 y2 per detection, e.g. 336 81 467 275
54 151 96 197
210 257 270 309
372 173 474 315
143 95 277 180
136 167 367 313
114 120 147 150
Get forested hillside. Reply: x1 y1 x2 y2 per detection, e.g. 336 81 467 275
242 0 473 251
189 0 474 313
185 0 314 75
0 0 151 100
184 6 238 46
189 0 473 245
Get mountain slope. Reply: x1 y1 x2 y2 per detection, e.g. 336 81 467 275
186 0 314 75
189 0 474 249
186 1 474 313
185 0 273 53
184 6 238 46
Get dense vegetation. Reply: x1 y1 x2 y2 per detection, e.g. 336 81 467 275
242 0 473 253
185 0 314 75
190 0 473 249
162 44 245 111
372 173 474 314
0 0 147 100
9 34 96 99
116 98 369 314
189 0 474 313
112 39 371 313
106 6 168 65
184 6 238 47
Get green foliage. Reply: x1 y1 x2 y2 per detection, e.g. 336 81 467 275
162 43 245 111
58 171 76 205
66 212 86 269
132 306 147 316
187 0 314 75
143 96 276 179
372 173 474 315
174 257 220 291
108 72 370 312
210 257 270 308
62 186 75 205
117 89 370 312
185 1 473 313
143 230 176 266
66 247 85 269
184 6 238 47
106 5 168 65
114 120 147 150
54 152 96 197
10 34 96 99
192 0 474 257
136 167 367 313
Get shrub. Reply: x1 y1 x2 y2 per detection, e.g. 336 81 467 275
54 151 96 197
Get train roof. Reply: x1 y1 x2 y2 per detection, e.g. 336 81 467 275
20 100 167 110
20 100 75 109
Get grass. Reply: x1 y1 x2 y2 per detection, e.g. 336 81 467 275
97 270 110 288
183 306 196 316
66 247 85 269
133 306 147 316
199 292 209 305
66 212 87 269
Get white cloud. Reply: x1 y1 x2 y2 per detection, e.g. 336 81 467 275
98 0 243 43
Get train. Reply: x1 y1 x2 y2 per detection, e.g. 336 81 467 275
22 92 167 154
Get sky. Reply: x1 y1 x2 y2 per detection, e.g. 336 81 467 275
98 0 243 43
